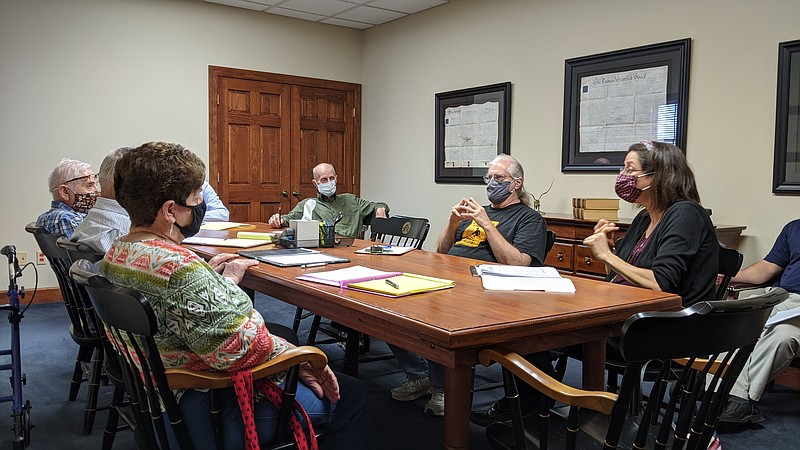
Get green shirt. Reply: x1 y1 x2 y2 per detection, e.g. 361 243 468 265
280 193 389 238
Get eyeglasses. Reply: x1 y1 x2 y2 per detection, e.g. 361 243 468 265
65 173 98 184
483 174 515 184
620 167 652 177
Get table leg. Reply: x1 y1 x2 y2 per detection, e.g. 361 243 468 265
443 366 471 450
581 339 606 391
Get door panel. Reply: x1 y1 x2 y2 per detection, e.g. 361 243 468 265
293 86 354 202
219 77 290 222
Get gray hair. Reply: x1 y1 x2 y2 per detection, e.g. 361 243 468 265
98 147 134 193
489 153 532 207
48 158 93 193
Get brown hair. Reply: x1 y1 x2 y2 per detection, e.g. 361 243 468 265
628 141 700 212
115 142 205 227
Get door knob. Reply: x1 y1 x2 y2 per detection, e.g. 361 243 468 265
557 252 564 262
292 191 301 197
281 191 289 198
584 256 592 265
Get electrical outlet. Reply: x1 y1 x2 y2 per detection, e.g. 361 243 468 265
36 251 47 265
17 251 28 265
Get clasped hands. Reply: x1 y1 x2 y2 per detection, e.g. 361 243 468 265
208 253 259 284
582 219 619 261
450 197 490 226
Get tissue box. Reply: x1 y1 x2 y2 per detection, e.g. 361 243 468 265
289 219 319 248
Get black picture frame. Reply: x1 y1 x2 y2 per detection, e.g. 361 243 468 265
773 39 800 194
561 39 691 172
435 82 511 184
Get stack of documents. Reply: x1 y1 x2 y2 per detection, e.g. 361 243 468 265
477 264 575 293
297 266 402 288
297 265 455 297
182 236 274 248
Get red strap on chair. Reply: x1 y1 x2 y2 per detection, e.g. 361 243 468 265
232 369 318 450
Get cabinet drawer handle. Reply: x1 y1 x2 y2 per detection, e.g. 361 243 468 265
584 256 592 265
557 252 564 262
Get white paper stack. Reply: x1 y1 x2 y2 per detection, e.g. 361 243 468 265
478 264 575 293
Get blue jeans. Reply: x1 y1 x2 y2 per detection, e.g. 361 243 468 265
170 372 371 450
388 344 444 389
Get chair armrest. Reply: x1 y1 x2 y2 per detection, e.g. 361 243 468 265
479 347 617 415
727 281 772 299
673 357 729 376
166 346 328 390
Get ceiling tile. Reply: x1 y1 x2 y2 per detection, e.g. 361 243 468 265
320 17 373 29
337 6 406 25
367 0 448 14
204 0 270 11
267 7 326 21
278 0 355 16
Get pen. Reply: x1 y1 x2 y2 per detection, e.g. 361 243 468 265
385 279 399 289
301 263 328 268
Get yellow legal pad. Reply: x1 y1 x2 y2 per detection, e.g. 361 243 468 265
347 273 455 298
236 231 278 242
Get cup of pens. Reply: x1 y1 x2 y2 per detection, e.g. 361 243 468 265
319 223 336 248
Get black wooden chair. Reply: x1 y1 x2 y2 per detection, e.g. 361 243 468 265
69 259 327 450
25 223 105 435
295 216 431 377
56 236 136 450
479 288 788 450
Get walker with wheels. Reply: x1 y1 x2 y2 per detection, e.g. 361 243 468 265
1 245 33 449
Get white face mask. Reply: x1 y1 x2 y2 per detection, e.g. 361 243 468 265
317 180 336 197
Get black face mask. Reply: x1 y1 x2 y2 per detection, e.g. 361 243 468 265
176 201 207 238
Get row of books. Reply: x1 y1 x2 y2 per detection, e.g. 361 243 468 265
572 198 619 221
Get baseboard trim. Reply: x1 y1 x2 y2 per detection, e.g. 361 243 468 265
1 287 62 304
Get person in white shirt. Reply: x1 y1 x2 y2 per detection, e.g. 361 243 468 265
71 147 134 252
201 181 230 222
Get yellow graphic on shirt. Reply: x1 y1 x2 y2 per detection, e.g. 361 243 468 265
454 220 499 247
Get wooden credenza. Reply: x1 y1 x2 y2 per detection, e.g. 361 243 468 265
542 213 746 279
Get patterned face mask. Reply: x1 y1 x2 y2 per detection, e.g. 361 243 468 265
70 190 98 213
614 172 651 203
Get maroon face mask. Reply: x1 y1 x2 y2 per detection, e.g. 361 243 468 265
614 172 650 203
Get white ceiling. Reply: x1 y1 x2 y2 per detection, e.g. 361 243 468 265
203 0 449 29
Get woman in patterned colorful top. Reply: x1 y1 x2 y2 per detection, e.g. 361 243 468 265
102 142 370 450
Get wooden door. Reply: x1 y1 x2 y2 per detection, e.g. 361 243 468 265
292 85 357 203
209 67 361 222
216 77 291 222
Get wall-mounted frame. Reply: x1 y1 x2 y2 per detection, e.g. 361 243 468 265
773 39 800 194
435 82 511 184
561 39 691 172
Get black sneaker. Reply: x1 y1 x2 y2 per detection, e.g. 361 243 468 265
470 397 539 427
719 396 765 425
470 400 510 427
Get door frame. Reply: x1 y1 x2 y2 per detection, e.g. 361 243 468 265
208 66 362 202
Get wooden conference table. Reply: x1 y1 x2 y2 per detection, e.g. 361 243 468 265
187 224 682 450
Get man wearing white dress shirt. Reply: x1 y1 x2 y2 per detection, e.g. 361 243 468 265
71 147 134 252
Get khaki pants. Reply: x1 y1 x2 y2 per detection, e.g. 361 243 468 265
730 288 800 402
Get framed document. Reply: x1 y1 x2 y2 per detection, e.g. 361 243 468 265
773 39 800 194
435 82 511 184
561 39 691 172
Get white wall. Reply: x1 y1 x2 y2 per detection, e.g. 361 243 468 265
361 0 800 265
0 0 362 288
3 0 799 289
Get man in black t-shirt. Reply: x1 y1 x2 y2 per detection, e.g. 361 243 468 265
389 154 548 417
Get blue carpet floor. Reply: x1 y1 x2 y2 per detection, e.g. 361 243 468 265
1 294 797 449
